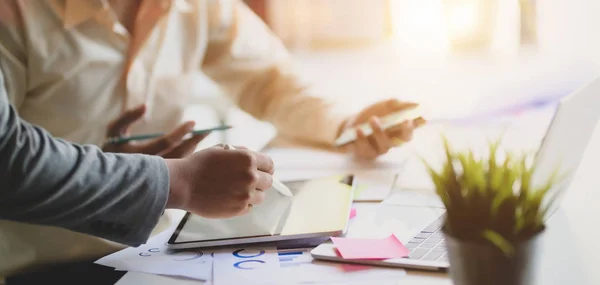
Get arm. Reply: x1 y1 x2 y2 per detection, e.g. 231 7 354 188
201 0 351 148
0 0 27 108
0 70 170 246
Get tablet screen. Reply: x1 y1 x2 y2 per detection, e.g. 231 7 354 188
169 175 354 244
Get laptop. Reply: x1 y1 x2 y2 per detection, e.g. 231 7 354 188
311 77 600 271
167 175 355 249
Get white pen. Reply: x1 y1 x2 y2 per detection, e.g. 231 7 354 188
222 144 293 197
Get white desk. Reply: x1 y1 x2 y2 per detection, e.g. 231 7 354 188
114 204 595 285
116 114 600 285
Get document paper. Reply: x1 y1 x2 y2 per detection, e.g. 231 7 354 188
95 210 213 281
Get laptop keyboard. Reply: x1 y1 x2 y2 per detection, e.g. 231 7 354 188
404 215 448 262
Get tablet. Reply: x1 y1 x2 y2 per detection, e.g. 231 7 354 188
167 175 355 249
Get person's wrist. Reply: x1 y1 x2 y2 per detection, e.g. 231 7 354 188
164 159 190 210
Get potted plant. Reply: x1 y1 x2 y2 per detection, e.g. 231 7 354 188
422 137 563 285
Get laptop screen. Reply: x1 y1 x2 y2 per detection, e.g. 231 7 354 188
532 78 600 218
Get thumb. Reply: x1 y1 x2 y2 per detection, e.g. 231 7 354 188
414 117 427 128
363 99 418 118
106 104 147 137
384 99 419 114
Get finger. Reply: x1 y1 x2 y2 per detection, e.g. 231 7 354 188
106 104 146 137
414 117 427 127
254 171 274 191
253 152 275 175
367 99 418 117
141 121 195 155
388 119 414 132
339 143 353 153
234 189 266 216
388 121 415 141
214 144 248 150
248 189 267 206
161 133 209 158
385 99 419 112
229 149 273 175
369 117 392 154
354 128 378 159
237 203 253 216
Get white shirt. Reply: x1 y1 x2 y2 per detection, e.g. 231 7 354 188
0 0 349 277
0 0 347 146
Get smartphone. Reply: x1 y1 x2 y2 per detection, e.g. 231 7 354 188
334 107 425 146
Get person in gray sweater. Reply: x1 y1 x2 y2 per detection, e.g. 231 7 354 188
0 69 274 247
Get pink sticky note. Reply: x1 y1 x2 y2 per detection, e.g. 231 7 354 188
331 234 409 260
349 208 357 219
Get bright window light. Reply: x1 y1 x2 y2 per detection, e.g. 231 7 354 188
447 3 478 38
390 0 449 54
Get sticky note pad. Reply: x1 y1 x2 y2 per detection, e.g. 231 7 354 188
331 234 409 260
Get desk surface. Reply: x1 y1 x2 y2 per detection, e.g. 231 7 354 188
116 113 600 285
115 204 595 285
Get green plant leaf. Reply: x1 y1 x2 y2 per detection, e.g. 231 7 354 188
422 133 559 243
514 207 526 234
418 154 451 208
483 229 515 257
469 150 486 193
537 167 569 220
539 189 562 224
442 137 463 208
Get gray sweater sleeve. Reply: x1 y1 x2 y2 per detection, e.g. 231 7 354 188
0 70 170 247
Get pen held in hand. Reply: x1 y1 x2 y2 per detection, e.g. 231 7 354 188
222 144 293 198
105 125 232 144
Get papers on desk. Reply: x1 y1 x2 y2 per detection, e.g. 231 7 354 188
95 205 408 284
213 247 280 285
265 147 407 182
353 171 398 201
213 246 407 285
95 210 213 281
98 236 407 284
265 148 403 202
383 190 444 208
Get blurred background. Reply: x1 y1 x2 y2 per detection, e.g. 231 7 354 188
188 0 600 150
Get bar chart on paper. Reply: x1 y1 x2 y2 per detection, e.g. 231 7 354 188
278 249 313 267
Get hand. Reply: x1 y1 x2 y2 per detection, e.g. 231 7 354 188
339 99 426 160
102 105 208 158
164 145 275 218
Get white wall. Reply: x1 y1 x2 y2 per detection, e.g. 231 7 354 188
187 0 600 150
538 0 600 69
268 0 389 49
